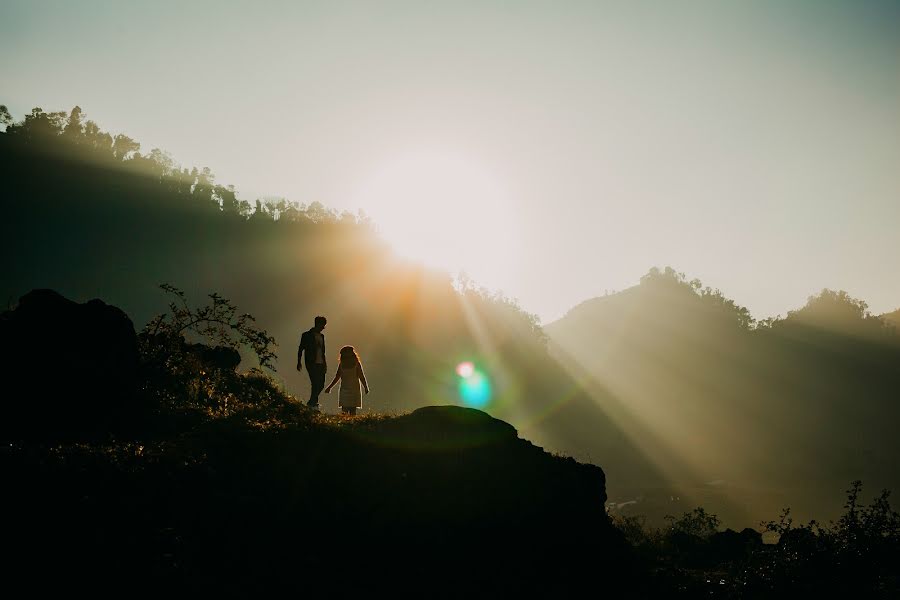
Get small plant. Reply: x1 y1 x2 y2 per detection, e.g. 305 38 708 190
665 507 721 539
137 284 287 419
613 482 900 595
142 283 277 370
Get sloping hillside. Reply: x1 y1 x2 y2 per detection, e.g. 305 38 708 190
545 268 900 525
0 289 632 594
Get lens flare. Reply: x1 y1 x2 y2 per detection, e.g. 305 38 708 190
458 368 491 408
456 361 475 378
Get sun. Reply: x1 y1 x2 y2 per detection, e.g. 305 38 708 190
353 150 519 284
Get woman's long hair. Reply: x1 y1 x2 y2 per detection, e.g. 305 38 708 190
338 345 360 368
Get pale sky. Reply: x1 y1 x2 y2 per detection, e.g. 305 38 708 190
3 0 899 323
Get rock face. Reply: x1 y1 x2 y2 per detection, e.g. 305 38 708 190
4 403 630 594
0 289 139 439
195 405 624 593
352 405 610 522
186 343 241 372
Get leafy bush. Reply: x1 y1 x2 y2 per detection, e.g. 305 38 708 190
667 506 722 538
138 284 297 423
614 482 900 596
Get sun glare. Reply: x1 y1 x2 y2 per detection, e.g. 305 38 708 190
456 361 475 378
354 151 519 284
456 361 491 408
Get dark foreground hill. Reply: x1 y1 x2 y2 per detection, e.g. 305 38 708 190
0 290 633 595
3 406 633 595
4 292 900 596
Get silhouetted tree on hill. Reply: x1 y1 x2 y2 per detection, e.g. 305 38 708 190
883 308 900 331
770 289 889 337
0 105 12 129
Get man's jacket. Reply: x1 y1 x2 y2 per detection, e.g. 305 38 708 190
298 328 326 370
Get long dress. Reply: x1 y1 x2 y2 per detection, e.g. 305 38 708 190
338 362 364 409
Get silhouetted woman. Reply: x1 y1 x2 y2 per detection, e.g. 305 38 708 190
324 345 369 415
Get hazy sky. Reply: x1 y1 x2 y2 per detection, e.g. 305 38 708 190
3 0 899 323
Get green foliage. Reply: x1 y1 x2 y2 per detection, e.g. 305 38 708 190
614 482 900 595
640 266 756 330
0 105 12 129
609 514 661 551
883 308 900 331
793 289 871 321
136 284 294 424
143 283 277 371
455 273 547 348
753 482 900 594
831 480 900 554
768 289 893 342
0 103 374 224
666 506 721 539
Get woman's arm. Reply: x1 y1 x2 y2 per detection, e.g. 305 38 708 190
324 369 341 393
358 364 369 394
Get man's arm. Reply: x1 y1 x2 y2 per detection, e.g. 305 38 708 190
324 370 341 393
296 332 305 371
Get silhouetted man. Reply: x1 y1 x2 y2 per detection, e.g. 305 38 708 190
297 316 327 410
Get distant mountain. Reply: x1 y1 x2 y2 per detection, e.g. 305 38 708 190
545 267 900 524
882 308 900 329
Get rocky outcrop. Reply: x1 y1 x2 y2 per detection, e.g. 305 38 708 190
186 343 241 372
190 404 624 593
0 289 139 439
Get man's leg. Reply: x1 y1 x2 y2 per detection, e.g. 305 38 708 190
308 365 325 408
307 365 319 407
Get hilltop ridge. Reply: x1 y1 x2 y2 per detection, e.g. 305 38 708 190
0 289 631 594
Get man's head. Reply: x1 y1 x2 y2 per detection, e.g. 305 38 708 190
314 316 327 332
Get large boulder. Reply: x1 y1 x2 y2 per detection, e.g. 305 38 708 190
186 342 241 372
352 405 610 523
0 289 139 440
195 405 625 593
